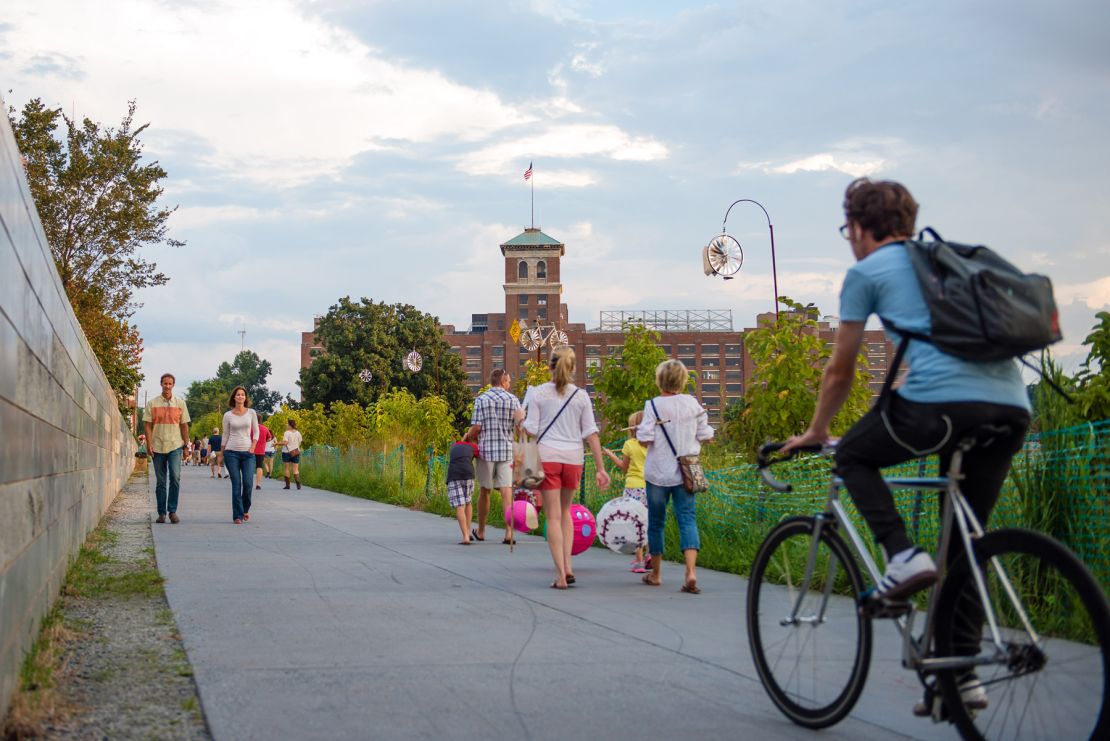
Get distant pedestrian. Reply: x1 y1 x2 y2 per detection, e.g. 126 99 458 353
253 417 273 490
263 433 275 477
466 369 524 542
208 427 224 478
191 436 202 466
199 441 209 466
143 373 191 524
446 433 480 544
523 347 611 589
637 360 714 594
222 386 259 524
281 419 303 490
603 410 650 572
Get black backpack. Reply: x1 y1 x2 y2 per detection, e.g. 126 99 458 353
880 228 1063 398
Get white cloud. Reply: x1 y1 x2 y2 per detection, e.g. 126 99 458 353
140 337 303 403
217 314 307 333
455 123 668 177
1057 277 1110 310
7 0 534 186
172 205 275 229
740 153 886 178
570 52 603 77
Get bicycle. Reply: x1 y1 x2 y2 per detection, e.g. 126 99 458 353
747 426 1110 740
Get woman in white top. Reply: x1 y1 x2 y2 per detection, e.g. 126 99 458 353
636 359 714 593
523 347 611 589
221 386 259 524
280 419 304 490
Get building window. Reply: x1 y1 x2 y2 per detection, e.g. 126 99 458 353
586 357 601 370
702 370 719 381
467 372 482 383
496 319 504 330
536 260 547 279
725 383 742 393
660 344 672 355
536 308 547 319
607 345 623 355
537 297 547 306
492 346 504 357
518 261 528 279
679 356 696 367
466 358 481 368
466 346 482 356
725 356 742 367
725 344 741 356
586 345 601 356
519 309 529 320
519 294 529 305
702 357 720 368
702 383 720 394
449 346 461 354
678 344 695 354
725 370 743 380
701 344 720 355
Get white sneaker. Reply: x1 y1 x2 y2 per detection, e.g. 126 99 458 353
913 674 988 718
877 548 937 600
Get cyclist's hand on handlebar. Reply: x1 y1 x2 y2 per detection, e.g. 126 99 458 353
781 427 830 454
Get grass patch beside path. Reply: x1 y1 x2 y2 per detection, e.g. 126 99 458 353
2 472 208 741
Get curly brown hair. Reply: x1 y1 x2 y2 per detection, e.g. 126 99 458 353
227 385 251 408
843 178 918 241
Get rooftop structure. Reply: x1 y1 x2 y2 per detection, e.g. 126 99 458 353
597 309 733 333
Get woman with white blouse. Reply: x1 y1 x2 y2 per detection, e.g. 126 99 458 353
523 347 611 589
636 359 714 593
221 386 259 524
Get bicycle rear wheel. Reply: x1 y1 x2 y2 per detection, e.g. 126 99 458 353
747 516 872 728
934 528 1110 740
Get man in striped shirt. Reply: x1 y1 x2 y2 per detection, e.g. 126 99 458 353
466 369 523 542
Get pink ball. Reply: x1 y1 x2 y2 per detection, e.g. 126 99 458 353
570 503 596 555
504 500 539 533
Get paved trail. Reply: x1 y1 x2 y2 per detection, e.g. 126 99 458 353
152 465 948 741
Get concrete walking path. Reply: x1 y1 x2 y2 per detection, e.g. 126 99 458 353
151 464 947 740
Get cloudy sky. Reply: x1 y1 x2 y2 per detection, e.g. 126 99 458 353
4 0 1109 403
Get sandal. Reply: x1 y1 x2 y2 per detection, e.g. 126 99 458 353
471 529 485 542
641 574 660 586
565 574 576 585
550 581 568 590
681 581 702 594
458 540 471 545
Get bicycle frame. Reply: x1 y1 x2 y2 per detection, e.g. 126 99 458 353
785 445 1042 676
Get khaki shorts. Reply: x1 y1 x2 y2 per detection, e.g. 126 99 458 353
476 459 513 490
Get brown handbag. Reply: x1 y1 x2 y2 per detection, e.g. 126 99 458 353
650 398 709 493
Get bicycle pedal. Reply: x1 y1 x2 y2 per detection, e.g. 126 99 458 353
858 592 912 618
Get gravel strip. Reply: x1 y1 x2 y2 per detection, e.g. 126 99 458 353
13 470 210 740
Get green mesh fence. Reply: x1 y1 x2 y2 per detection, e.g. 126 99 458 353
578 420 1110 593
297 420 1109 594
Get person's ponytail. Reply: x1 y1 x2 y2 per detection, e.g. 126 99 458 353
550 347 576 394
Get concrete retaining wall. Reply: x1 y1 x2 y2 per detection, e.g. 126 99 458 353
0 105 136 719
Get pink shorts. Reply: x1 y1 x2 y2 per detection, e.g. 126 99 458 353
541 462 583 491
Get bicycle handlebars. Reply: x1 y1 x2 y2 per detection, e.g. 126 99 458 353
757 441 825 493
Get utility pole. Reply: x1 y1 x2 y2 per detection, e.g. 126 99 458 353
238 329 246 351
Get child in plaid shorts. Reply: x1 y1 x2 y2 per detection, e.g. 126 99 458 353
447 437 480 544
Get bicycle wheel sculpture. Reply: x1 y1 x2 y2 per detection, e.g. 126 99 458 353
404 350 423 372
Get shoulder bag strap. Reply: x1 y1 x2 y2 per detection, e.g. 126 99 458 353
538 388 579 443
650 398 678 457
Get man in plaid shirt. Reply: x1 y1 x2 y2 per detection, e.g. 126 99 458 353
467 368 524 542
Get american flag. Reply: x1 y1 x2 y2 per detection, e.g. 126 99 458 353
523 162 533 181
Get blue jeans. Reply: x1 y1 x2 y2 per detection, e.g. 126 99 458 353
224 450 256 520
646 481 700 555
152 447 183 515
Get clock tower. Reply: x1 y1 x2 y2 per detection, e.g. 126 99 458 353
501 227 567 344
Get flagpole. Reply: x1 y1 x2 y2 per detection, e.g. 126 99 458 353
530 171 534 228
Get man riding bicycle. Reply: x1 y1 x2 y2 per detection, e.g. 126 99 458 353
782 178 1032 711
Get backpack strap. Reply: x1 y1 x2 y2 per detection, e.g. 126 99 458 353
650 398 679 457
537 388 579 443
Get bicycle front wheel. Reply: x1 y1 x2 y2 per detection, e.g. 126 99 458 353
747 516 872 729
935 528 1110 740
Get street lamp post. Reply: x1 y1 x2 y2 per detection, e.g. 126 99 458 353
716 198 780 318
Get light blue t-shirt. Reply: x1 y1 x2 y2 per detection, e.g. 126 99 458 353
839 243 1030 411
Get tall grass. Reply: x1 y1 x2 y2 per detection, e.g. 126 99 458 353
294 421 1110 631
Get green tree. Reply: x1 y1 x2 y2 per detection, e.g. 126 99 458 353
728 297 872 461
589 323 670 442
8 98 182 410
186 350 284 416
330 400 374 452
1075 311 1110 421
512 358 551 399
298 296 469 424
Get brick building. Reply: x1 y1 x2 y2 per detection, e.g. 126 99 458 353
302 227 897 421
